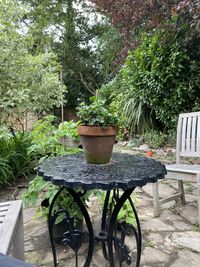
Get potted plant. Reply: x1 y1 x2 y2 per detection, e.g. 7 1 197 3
56 121 80 148
77 96 118 164
146 150 153 157
29 116 80 157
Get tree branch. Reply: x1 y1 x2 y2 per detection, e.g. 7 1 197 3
79 72 96 95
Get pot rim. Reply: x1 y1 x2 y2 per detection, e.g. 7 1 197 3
78 125 117 136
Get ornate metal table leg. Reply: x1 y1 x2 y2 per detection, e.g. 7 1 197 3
128 195 142 266
66 188 94 267
101 190 111 260
48 186 65 267
107 187 142 267
48 186 94 267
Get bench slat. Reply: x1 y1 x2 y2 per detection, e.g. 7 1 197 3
0 200 22 254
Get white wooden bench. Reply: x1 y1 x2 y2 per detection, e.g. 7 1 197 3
153 111 200 226
0 200 25 260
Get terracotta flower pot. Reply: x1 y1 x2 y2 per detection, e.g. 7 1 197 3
78 125 117 164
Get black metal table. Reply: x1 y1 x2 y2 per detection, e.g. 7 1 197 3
38 152 166 267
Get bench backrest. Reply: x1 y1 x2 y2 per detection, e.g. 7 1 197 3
176 111 200 163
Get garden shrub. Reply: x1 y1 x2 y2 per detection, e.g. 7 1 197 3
99 81 131 139
29 115 79 158
127 129 176 149
23 175 86 224
0 116 79 186
23 117 82 224
8 132 34 178
29 115 60 157
0 157 13 185
141 131 172 149
119 27 200 133
0 131 34 185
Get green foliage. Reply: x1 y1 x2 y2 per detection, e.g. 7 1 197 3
120 29 200 132
23 116 81 223
0 1 65 125
117 199 136 226
77 96 119 127
0 116 79 186
57 121 79 140
22 0 111 107
29 115 79 157
0 157 13 185
23 176 89 223
123 100 158 135
99 76 123 105
97 190 137 226
129 129 176 149
192 224 200 233
0 131 34 185
99 78 130 139
29 115 59 157
141 131 169 149
8 133 34 178
96 22 123 80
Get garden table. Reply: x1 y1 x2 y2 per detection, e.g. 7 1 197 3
38 152 166 267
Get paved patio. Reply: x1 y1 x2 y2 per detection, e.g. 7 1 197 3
21 179 200 267
1 148 200 266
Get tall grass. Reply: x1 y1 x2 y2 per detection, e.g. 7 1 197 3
0 157 13 185
0 131 34 186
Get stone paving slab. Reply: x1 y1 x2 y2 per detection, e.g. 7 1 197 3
170 250 200 267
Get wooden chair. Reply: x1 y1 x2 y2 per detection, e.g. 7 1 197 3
0 200 25 260
153 111 200 226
